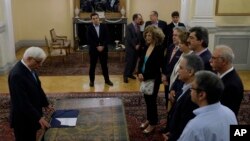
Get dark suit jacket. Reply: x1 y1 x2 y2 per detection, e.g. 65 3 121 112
125 23 143 53
199 49 212 71
167 22 185 46
87 24 109 54
145 20 168 48
138 45 164 82
8 61 49 129
163 44 182 76
221 69 244 116
167 89 198 141
145 20 168 33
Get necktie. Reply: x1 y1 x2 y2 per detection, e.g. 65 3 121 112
136 25 140 33
31 71 37 82
170 46 178 63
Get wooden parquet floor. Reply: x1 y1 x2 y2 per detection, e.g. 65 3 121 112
0 47 249 94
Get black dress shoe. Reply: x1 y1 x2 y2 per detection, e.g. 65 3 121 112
128 75 136 79
105 81 113 86
89 82 94 87
142 125 155 134
123 76 128 83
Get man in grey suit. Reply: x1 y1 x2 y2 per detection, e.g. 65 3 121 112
8 47 54 141
123 13 143 83
210 45 244 116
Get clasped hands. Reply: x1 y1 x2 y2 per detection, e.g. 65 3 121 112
39 105 55 129
161 74 168 85
97 46 104 52
138 73 144 82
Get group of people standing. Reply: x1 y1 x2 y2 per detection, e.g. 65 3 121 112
8 10 244 141
124 10 244 141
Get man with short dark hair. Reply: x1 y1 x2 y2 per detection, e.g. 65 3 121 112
209 45 244 116
123 13 144 83
188 26 212 71
167 11 185 47
178 71 237 141
87 12 113 87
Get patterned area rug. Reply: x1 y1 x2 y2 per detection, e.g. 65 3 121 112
1 92 250 141
38 51 125 76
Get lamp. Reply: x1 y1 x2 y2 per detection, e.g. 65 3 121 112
115 40 120 50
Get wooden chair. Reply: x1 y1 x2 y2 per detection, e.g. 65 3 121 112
45 36 67 64
50 28 71 55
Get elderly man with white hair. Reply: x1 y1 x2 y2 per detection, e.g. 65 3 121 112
209 45 244 116
8 47 54 141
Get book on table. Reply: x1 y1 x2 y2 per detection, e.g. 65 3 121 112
50 109 79 128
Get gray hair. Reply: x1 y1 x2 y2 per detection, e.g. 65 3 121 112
183 54 204 73
173 26 186 34
195 71 224 104
23 46 47 61
215 45 235 64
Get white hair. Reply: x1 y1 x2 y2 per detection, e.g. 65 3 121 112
215 45 235 64
23 46 47 61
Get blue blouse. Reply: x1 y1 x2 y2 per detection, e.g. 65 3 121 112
142 56 149 73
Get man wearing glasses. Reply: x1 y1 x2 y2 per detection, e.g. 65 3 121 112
209 45 244 116
178 71 237 141
8 47 54 141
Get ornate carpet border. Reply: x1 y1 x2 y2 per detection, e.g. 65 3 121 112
0 92 165 98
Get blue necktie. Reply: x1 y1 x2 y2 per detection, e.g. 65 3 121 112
31 71 37 82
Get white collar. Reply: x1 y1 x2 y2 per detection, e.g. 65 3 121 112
218 67 234 78
21 59 32 72
177 83 192 101
195 48 208 56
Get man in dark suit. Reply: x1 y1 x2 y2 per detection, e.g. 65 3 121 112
162 54 204 141
145 11 168 49
8 47 54 141
123 13 143 83
210 45 244 116
167 11 185 47
188 26 212 71
87 12 113 87
162 27 186 108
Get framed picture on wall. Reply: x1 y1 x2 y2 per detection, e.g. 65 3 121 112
215 0 250 16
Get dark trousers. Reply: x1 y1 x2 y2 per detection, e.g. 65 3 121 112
89 51 109 82
14 126 37 141
144 80 161 125
124 50 139 77
164 84 170 107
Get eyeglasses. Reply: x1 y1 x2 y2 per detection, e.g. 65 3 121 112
190 87 204 92
32 58 43 64
211 56 223 60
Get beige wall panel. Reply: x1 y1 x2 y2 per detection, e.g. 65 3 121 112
12 0 73 42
